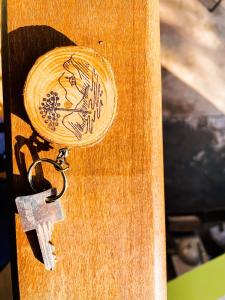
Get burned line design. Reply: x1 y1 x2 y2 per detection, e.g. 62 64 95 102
39 55 104 140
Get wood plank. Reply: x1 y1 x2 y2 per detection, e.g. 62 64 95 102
3 1 165 299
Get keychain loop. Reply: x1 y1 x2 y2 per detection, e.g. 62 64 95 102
55 147 70 171
27 149 70 201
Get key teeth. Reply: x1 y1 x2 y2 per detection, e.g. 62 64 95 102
36 222 60 271
49 240 56 253
46 254 57 271
48 240 56 263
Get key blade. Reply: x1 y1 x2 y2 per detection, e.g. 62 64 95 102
36 222 56 271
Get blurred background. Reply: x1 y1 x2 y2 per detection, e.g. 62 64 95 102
162 0 225 298
2 0 225 299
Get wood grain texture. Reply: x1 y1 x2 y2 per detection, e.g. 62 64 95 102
4 0 166 299
24 46 117 146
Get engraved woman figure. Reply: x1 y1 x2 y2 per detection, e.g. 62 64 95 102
39 55 103 141
57 55 103 140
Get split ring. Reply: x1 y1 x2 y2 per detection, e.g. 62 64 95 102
27 158 67 201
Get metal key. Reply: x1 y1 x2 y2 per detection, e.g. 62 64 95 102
15 188 64 270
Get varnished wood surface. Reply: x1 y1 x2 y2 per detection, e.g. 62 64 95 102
4 1 165 299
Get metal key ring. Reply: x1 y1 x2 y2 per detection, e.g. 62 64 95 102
27 158 67 201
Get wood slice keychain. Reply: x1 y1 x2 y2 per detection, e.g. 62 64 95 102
15 46 117 270
24 46 117 146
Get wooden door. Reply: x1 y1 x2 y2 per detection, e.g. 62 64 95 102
2 1 166 299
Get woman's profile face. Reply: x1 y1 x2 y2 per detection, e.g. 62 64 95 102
58 55 92 107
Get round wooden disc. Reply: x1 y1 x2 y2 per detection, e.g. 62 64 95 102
24 46 117 146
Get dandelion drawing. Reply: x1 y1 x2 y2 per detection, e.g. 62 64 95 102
39 90 92 132
39 91 61 131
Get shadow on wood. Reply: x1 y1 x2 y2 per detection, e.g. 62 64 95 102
2 24 76 298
